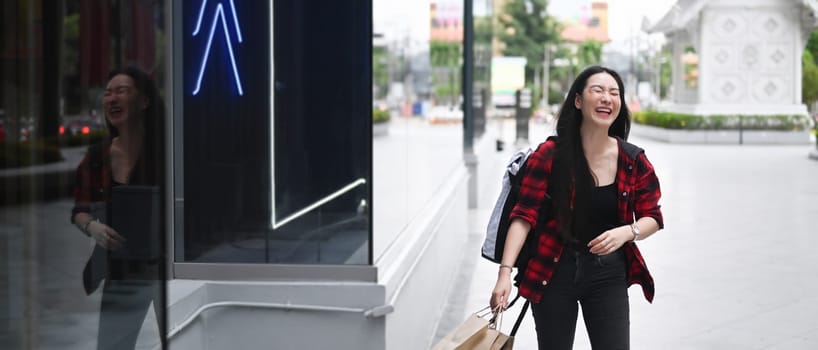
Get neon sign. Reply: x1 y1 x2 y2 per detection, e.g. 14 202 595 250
192 0 244 96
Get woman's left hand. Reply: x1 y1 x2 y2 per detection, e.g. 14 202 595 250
588 226 632 255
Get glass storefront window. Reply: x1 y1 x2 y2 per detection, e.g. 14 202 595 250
372 0 469 260
1 1 168 348
175 0 372 266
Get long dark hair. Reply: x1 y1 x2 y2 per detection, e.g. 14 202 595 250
105 66 165 185
551 65 630 242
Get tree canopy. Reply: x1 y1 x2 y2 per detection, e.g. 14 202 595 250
496 0 561 84
576 40 603 70
803 31 818 110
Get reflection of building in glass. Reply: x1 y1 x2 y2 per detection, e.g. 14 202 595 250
559 2 610 44
491 0 506 56
646 0 818 115
430 1 463 42
373 1 432 114
2 0 476 348
429 1 463 108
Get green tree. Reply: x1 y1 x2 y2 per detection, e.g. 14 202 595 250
803 51 818 110
803 31 818 111
806 30 818 60
806 30 818 148
576 40 603 69
474 16 494 88
430 41 461 67
474 16 493 45
372 46 389 99
497 0 561 87
545 45 576 104
430 41 462 105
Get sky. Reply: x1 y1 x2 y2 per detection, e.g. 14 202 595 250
373 0 681 54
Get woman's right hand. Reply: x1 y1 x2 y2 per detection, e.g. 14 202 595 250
490 270 512 311
86 221 126 250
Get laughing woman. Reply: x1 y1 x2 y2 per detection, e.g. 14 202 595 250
489 66 664 350
71 67 165 350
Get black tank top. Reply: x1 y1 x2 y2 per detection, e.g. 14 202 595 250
580 182 618 247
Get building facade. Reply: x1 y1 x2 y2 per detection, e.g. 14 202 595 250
1 0 477 348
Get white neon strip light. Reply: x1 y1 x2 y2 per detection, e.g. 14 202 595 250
192 3 244 96
192 0 208 35
229 0 243 43
272 178 367 230
269 0 275 230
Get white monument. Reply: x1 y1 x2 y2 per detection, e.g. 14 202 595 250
647 0 818 116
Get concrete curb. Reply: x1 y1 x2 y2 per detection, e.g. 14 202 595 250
631 123 812 145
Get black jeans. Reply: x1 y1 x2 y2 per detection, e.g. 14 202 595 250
96 260 163 350
530 248 629 350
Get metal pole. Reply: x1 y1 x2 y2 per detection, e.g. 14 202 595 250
654 41 661 104
542 45 550 108
463 0 478 209
739 116 743 145
463 0 474 153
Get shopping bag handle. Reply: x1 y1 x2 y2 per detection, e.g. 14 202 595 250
476 305 493 318
506 293 522 308
500 292 529 336
510 300 529 336
485 292 528 336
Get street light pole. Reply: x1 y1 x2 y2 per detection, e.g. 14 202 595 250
542 44 550 109
463 0 474 153
463 0 478 208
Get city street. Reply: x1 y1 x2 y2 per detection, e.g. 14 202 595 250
437 118 818 349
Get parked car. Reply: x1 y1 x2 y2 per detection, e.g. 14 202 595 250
19 118 34 141
0 111 34 142
59 114 106 137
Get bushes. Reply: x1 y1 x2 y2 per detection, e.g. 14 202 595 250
0 130 107 169
632 111 812 131
0 141 64 169
61 130 107 147
373 108 390 124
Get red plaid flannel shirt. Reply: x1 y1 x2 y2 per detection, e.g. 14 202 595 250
71 143 112 222
510 138 664 303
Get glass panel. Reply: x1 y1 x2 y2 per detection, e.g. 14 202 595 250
372 0 467 260
177 0 372 265
0 1 168 349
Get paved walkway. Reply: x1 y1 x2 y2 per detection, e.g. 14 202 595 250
438 119 818 349
0 146 85 177
4 117 816 349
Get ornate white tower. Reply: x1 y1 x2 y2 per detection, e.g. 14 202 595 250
647 0 818 116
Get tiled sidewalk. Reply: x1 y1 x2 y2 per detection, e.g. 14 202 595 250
437 120 818 349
